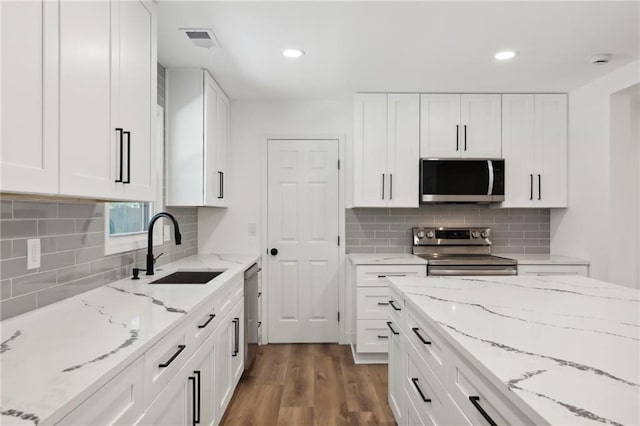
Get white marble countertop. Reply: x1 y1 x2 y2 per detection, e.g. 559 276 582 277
348 253 428 265
500 253 590 265
0 253 259 426
388 275 640 426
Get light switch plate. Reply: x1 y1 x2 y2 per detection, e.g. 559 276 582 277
248 223 257 237
27 239 41 270
163 225 171 242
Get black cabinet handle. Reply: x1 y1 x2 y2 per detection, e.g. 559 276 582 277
115 128 123 183
386 321 399 335
388 300 401 311
529 174 533 200
464 124 467 151
411 378 431 403
412 327 431 345
377 335 388 339
538 174 541 200
389 174 393 200
158 345 186 368
232 318 239 356
469 396 497 426
193 370 201 424
123 131 131 184
221 172 224 198
198 314 216 329
456 124 459 151
381 174 385 199
217 171 223 199
188 376 197 426
377 274 406 278
377 302 389 306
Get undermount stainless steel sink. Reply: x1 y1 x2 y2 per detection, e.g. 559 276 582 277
149 270 225 284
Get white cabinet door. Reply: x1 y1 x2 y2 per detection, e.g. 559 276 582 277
215 90 230 207
230 301 245 386
353 94 388 206
137 370 190 426
115 0 155 201
203 72 219 206
388 320 404 424
420 94 461 158
191 335 217 426
58 0 116 199
214 315 233 416
535 94 567 207
460 94 501 158
502 95 536 207
387 94 420 208
0 0 58 195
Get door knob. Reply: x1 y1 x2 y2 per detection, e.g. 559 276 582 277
270 248 278 256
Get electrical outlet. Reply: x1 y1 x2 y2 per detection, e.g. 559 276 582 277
248 223 257 237
163 225 171 242
27 239 41 270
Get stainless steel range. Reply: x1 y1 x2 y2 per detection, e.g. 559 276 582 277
412 227 517 276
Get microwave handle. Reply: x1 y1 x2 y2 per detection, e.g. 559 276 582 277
487 161 494 196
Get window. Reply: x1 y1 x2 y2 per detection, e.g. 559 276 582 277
104 106 164 255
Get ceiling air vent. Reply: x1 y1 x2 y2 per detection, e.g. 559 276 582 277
181 28 219 49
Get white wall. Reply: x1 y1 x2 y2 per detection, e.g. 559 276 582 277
198 99 352 254
551 61 640 287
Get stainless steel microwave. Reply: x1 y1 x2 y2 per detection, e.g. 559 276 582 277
420 158 505 203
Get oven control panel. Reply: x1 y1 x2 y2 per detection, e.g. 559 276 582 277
413 227 492 246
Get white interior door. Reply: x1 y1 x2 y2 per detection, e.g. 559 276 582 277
267 139 340 343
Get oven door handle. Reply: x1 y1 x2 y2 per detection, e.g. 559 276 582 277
429 268 517 276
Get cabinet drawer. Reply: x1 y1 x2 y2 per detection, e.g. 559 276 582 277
356 265 426 287
449 355 533 426
405 341 450 426
189 294 223 350
58 356 144 425
357 287 389 319
356 319 390 353
517 264 589 277
406 304 449 382
143 320 191 406
388 284 405 327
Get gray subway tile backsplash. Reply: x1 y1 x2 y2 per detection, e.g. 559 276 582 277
345 205 551 255
0 197 198 320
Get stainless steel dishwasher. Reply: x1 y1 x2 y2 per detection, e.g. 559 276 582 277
244 262 260 370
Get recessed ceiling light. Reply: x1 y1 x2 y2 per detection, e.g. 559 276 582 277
282 48 305 58
495 50 517 60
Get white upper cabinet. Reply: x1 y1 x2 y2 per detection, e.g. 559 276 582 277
1 1 58 194
353 94 419 208
166 69 229 207
420 94 501 158
2 0 156 202
502 94 567 208
59 0 156 201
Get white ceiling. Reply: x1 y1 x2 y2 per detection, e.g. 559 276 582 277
157 1 640 100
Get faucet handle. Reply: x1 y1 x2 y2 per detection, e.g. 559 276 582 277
153 252 164 265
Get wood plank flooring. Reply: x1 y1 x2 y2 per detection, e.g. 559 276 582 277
221 344 396 426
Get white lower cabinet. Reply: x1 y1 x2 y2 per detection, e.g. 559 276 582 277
352 264 426 363
56 276 245 425
391 291 537 426
58 356 145 425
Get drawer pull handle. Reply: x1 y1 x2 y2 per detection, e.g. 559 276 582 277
386 321 399 335
388 300 401 311
377 335 388 339
412 327 431 345
377 302 389 306
377 274 406 278
198 314 216 329
411 378 431 403
469 396 497 426
159 345 186 368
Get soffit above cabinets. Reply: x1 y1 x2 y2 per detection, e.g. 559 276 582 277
156 1 639 100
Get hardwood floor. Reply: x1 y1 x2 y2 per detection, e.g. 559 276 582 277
221 344 396 426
